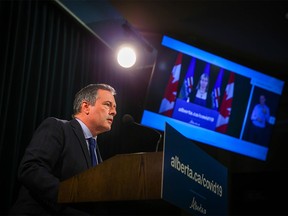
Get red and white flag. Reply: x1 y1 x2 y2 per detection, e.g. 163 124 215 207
159 53 182 117
216 72 235 133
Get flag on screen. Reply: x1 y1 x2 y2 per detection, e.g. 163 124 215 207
211 68 224 110
159 52 182 117
216 72 235 133
178 57 196 102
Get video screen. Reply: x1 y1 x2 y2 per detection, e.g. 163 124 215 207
141 35 284 161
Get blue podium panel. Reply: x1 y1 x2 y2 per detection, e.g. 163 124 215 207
162 123 228 215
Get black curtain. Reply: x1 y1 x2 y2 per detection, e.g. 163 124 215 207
0 0 153 214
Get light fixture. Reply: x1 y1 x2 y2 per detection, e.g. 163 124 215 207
117 45 137 68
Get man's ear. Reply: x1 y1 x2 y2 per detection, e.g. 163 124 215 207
82 101 90 115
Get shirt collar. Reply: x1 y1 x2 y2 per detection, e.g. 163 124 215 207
75 118 97 139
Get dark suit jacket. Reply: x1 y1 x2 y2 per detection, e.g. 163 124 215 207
10 117 99 215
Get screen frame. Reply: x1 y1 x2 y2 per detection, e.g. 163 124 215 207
141 35 285 161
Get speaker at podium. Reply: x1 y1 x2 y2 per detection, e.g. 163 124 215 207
58 122 227 215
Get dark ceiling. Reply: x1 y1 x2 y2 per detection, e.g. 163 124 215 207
109 0 288 80
58 0 288 121
109 0 288 123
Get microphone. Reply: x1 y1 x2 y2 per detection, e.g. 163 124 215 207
122 114 162 151
122 114 135 125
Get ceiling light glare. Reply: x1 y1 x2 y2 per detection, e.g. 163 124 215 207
117 46 136 68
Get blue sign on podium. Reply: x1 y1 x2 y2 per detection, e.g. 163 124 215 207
172 98 219 131
162 123 228 215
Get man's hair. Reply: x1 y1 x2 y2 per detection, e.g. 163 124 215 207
73 83 116 115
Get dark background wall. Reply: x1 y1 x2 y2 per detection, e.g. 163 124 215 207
0 0 151 213
0 0 287 215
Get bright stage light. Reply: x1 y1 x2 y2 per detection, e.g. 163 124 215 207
117 46 136 68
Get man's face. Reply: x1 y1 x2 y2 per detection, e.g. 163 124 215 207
88 89 117 135
260 95 266 105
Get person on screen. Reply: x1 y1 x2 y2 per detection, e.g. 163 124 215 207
249 94 270 146
189 72 212 108
10 83 117 215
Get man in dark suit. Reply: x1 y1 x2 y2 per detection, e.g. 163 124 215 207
10 83 117 215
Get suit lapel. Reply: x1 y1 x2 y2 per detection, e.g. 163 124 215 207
70 119 92 168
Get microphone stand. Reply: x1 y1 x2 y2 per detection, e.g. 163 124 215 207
122 114 163 152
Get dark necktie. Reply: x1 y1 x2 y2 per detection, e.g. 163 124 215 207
87 137 98 166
